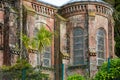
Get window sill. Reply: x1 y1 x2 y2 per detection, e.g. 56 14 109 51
68 64 86 69
36 65 54 71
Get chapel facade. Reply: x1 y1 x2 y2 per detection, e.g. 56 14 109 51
0 0 114 80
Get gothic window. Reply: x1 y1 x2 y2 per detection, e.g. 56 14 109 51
73 27 84 65
34 27 51 67
33 28 39 36
43 47 51 67
0 24 3 50
96 28 105 66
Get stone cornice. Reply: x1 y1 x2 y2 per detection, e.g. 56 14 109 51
60 2 113 18
23 0 57 18
61 1 113 9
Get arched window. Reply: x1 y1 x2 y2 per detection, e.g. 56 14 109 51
34 27 51 67
73 27 84 65
43 47 51 67
96 28 105 66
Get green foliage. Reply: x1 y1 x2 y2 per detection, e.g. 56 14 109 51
115 37 120 57
21 34 30 49
94 58 120 80
0 59 48 79
22 26 53 53
67 74 85 80
34 26 53 53
103 0 120 57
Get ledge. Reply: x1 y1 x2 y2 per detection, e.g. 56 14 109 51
9 49 20 55
68 64 87 69
36 66 54 71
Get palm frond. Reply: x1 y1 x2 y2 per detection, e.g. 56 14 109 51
33 26 53 53
21 34 30 49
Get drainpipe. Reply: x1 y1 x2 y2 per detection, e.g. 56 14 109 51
20 0 23 59
62 63 64 80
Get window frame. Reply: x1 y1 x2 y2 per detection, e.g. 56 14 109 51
34 27 51 67
96 28 106 66
43 47 51 67
72 27 84 65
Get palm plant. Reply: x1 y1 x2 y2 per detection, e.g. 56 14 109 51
34 26 53 54
21 34 30 60
33 26 53 66
22 26 53 66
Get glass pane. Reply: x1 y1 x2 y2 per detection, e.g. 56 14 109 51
74 50 83 57
45 47 51 52
43 52 50 58
73 44 83 50
74 57 84 65
98 52 104 58
43 47 51 67
73 28 83 36
43 59 49 66
33 28 39 36
97 29 104 36
73 37 83 44
73 28 84 65
97 29 105 63
98 37 104 44
98 45 104 51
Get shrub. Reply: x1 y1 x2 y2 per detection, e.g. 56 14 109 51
94 58 120 80
0 59 48 80
67 74 85 80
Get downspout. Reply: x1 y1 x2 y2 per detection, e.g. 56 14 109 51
20 0 23 59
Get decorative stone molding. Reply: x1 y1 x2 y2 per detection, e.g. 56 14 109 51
88 10 96 17
31 2 57 18
68 64 86 69
61 4 87 18
60 2 113 18
36 66 54 71
89 48 96 56
28 48 37 53
95 4 113 17
9 47 20 55
60 51 70 60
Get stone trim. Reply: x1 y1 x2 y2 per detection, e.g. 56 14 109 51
31 2 57 17
61 4 87 18
60 2 113 18
89 48 96 56
68 64 86 69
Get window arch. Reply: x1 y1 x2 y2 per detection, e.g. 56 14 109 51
33 27 51 67
73 27 84 65
96 28 106 65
